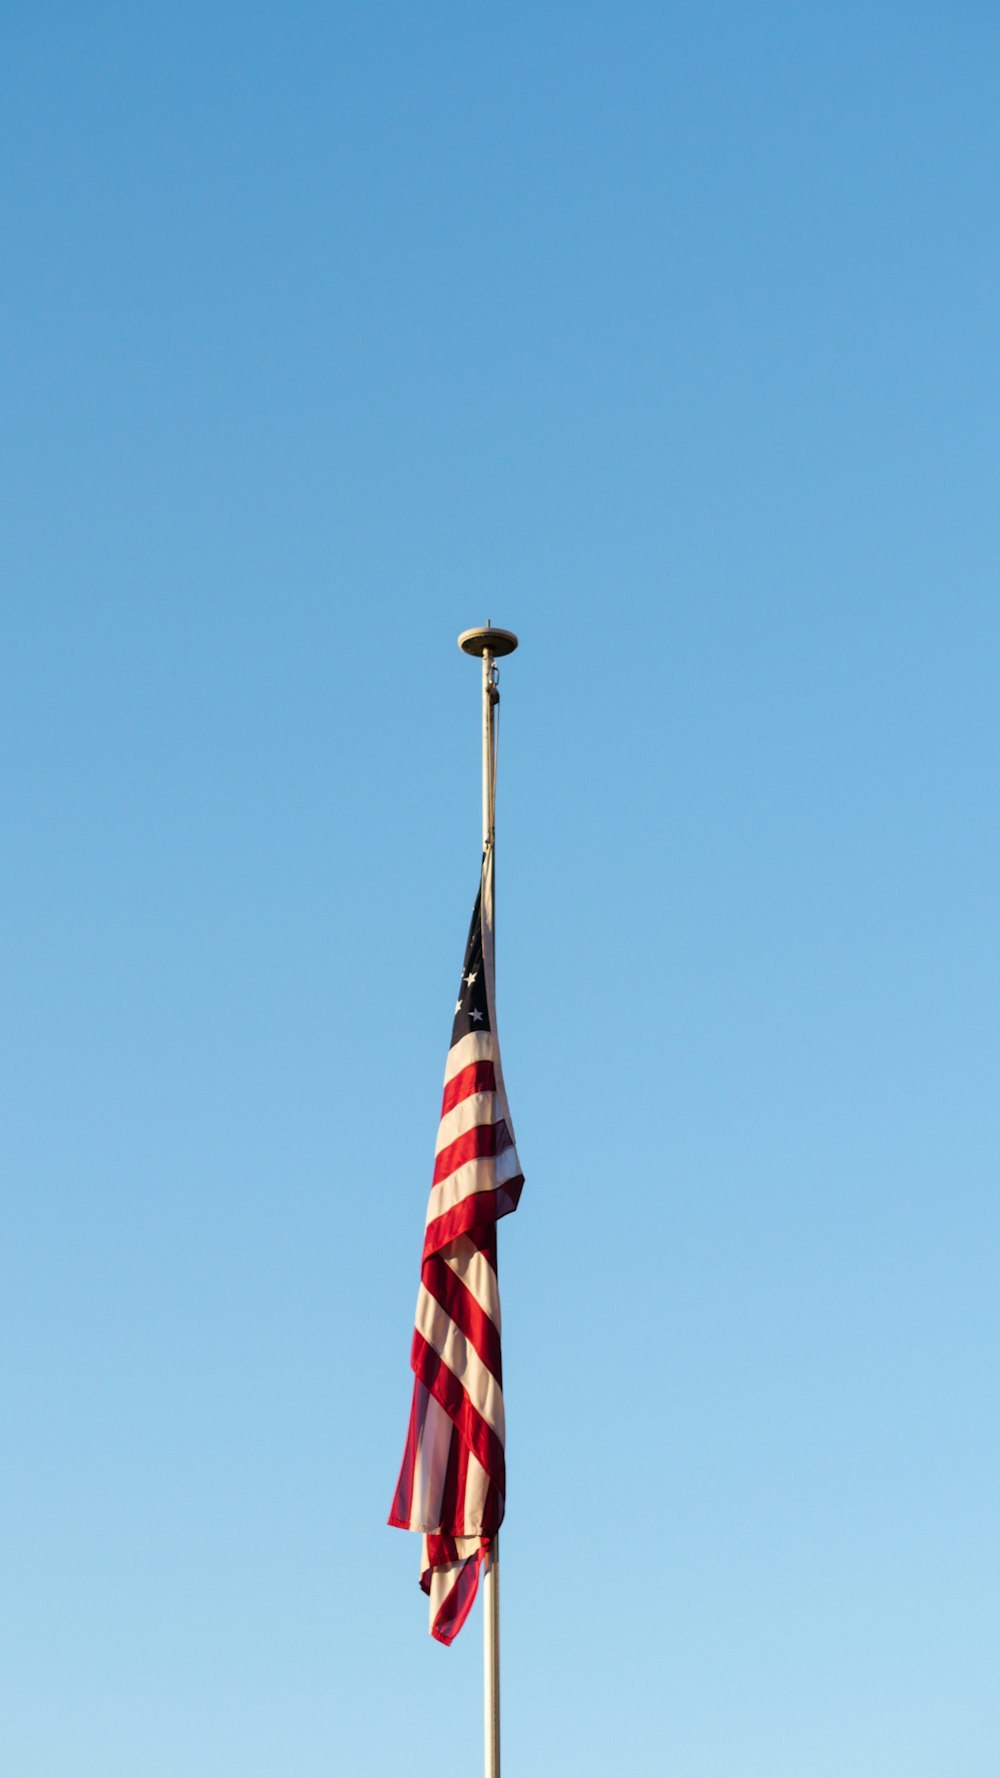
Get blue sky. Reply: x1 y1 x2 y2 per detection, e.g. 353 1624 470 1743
2 5 998 1775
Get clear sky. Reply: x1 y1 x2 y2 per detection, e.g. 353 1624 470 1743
2 4 998 1775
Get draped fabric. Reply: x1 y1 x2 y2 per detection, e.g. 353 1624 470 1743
389 852 523 1643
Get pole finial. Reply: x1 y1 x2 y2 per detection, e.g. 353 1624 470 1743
458 626 518 657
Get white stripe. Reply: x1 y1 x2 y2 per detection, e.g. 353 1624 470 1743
425 1141 523 1223
460 1450 491 1534
415 1285 506 1437
435 1091 498 1154
426 1555 456 1624
427 1565 451 1621
443 1030 496 1084
409 1385 453 1530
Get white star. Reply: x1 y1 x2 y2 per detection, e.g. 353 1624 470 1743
464 970 478 986
470 1007 484 1022
455 999 462 1013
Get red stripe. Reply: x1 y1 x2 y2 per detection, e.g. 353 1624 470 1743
424 1175 524 1260
480 1477 500 1538
430 1544 487 1646
441 1060 496 1116
421 1252 502 1379
436 1420 464 1534
432 1120 503 1186
387 1380 424 1529
410 1330 506 1497
424 1533 456 1572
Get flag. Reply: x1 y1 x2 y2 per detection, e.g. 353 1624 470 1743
389 848 524 1644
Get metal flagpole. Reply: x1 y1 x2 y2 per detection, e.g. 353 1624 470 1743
457 622 518 1778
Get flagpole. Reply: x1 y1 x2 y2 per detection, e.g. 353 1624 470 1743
458 622 518 1778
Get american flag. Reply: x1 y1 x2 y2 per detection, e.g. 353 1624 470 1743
389 848 524 1644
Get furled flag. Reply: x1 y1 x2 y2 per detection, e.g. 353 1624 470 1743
389 848 524 1644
